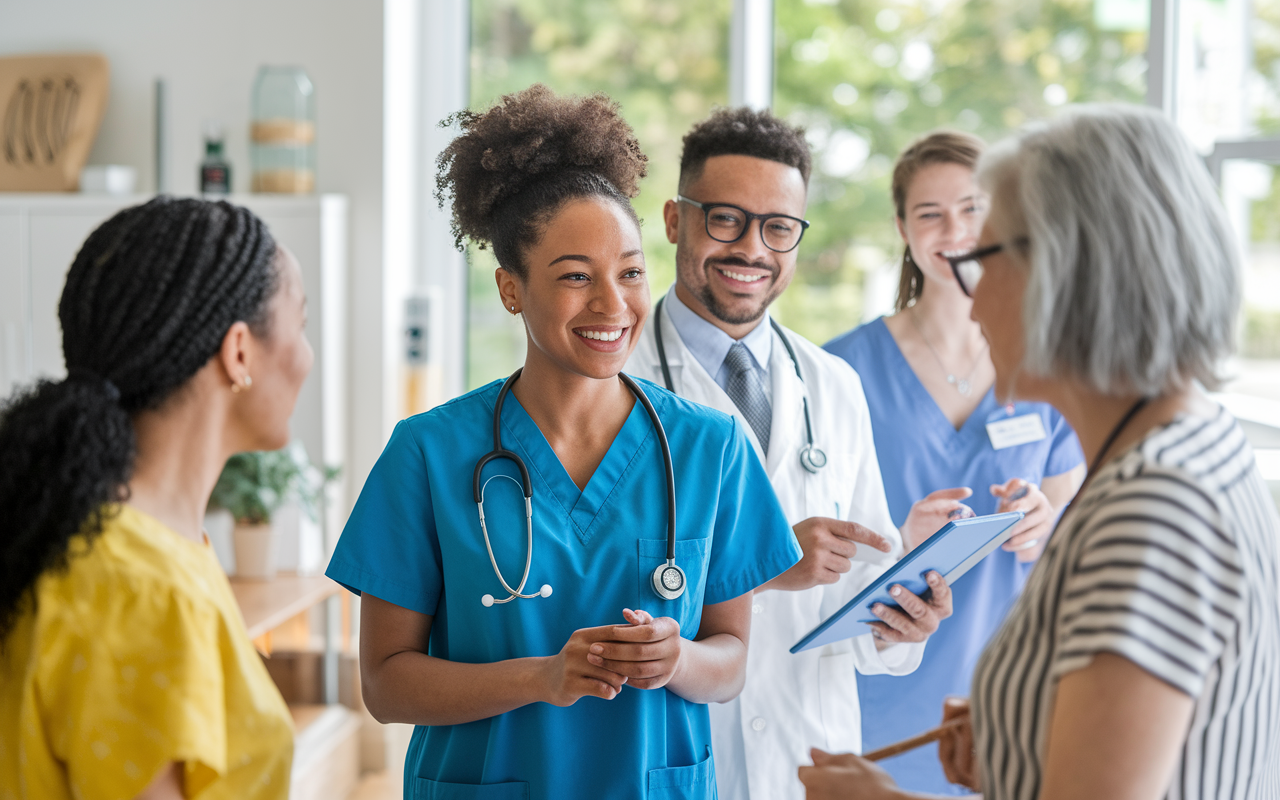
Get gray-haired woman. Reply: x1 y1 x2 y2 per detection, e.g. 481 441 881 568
800 104 1280 800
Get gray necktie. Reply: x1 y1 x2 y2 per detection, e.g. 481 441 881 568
724 342 771 454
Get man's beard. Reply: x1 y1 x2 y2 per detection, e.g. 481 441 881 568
694 258 782 326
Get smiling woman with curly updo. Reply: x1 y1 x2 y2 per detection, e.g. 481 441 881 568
325 85 799 799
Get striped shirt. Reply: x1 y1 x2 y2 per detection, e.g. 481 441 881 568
972 408 1280 800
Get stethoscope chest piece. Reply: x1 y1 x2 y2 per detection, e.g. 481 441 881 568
799 444 828 474
651 559 687 601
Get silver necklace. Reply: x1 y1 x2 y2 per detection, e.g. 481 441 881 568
908 305 988 396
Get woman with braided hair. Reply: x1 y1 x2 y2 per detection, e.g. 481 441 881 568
0 197 312 799
326 85 798 799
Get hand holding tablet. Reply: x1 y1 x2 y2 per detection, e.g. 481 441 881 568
791 511 1025 653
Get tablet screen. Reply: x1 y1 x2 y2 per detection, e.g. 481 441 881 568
790 511 1024 654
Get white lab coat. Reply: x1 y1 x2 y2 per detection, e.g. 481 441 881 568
625 298 925 800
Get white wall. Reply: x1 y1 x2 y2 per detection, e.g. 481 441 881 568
2 0 390 507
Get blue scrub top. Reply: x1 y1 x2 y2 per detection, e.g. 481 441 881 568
824 318 1083 795
326 377 799 800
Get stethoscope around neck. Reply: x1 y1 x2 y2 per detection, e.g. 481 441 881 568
653 296 827 474
472 368 686 607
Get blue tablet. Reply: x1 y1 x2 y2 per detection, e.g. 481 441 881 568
790 511 1025 654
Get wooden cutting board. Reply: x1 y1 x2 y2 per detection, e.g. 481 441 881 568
0 53 109 192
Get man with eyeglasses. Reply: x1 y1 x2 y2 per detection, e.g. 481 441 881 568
625 107 956 800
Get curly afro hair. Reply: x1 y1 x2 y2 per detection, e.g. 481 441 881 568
679 107 812 189
435 84 649 277
0 197 278 641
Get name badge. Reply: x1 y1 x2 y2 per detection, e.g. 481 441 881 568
986 413 1047 450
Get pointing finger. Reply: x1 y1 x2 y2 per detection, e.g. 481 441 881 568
926 486 973 502
829 520 893 552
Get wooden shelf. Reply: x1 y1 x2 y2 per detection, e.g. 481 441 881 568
231 573 341 640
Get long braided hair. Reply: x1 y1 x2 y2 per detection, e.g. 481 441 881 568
0 196 278 640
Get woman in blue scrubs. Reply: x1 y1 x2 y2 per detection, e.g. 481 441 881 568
823 130 1085 795
326 85 799 800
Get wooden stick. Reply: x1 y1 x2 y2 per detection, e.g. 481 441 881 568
863 716 968 762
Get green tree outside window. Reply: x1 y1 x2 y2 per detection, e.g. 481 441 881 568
772 0 1147 344
467 0 731 389
464 0 1164 378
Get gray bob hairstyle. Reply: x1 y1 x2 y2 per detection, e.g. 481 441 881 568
977 104 1241 396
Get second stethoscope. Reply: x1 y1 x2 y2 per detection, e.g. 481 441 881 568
473 368 686 607
653 296 828 474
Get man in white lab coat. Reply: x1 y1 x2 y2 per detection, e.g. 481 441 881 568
625 107 956 800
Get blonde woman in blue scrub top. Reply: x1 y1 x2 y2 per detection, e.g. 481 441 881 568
823 130 1085 795
325 85 799 800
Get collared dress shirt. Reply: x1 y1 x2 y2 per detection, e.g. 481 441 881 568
662 288 773 404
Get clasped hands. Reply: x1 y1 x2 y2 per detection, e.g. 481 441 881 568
542 608 682 706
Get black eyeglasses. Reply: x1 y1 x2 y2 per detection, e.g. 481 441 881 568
944 243 1004 297
676 195 810 253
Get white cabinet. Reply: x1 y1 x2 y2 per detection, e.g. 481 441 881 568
0 194 348 561
0 211 27 394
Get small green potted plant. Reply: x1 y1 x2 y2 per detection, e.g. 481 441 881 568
209 441 338 580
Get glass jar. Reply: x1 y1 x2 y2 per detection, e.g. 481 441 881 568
250 66 315 193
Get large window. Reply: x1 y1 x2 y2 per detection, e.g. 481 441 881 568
771 0 1149 344
459 0 1280 508
466 0 730 389
461 3 1280 491
1195 0 1280 507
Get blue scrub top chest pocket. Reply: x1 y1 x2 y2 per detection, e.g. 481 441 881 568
638 537 710 638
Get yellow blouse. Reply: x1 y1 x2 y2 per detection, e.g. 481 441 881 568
1 505 293 800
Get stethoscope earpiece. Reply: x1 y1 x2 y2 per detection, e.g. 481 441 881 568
481 585 551 607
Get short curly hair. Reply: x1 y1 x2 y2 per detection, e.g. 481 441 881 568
435 84 649 277
679 107 812 190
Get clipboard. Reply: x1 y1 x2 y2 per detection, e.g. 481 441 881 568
790 511 1025 653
